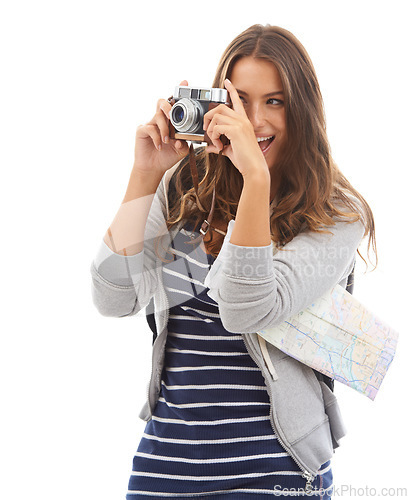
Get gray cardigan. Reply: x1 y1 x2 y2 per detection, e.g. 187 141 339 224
90 162 366 487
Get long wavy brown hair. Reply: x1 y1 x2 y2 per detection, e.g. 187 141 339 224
159 24 377 271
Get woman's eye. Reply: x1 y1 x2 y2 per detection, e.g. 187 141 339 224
267 98 283 105
238 96 283 106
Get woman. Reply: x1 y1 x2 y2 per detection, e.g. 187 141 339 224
91 24 377 498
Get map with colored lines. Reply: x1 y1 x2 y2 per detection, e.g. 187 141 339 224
258 284 399 400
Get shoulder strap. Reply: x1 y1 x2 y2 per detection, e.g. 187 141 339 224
145 298 158 344
346 262 355 295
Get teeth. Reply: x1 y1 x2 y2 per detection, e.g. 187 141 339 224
257 135 274 142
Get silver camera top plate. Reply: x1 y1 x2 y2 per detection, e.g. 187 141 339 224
173 86 228 103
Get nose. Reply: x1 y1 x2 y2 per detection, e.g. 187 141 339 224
246 103 267 129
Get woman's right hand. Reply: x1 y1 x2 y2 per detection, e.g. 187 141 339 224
133 80 190 178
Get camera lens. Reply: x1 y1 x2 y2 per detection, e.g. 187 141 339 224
173 106 184 124
170 98 202 134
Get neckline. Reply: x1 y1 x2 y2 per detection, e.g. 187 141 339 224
181 222 214 260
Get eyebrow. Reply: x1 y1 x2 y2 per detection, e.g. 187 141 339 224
236 89 284 97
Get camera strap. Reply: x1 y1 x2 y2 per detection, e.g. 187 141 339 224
187 143 225 237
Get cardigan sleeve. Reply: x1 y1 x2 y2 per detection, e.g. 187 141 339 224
204 209 366 334
89 166 175 318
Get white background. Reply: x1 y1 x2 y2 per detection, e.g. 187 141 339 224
1 0 407 498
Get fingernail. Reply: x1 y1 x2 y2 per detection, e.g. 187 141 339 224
164 136 169 143
225 78 231 85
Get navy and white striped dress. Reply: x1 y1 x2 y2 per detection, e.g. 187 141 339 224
126 223 333 498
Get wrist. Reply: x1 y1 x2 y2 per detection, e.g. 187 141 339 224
122 168 162 203
133 166 164 185
242 167 270 186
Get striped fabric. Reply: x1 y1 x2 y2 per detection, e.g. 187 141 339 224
126 224 333 498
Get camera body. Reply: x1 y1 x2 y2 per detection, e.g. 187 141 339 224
168 86 230 145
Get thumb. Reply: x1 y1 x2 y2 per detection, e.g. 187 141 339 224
175 139 190 155
179 80 189 86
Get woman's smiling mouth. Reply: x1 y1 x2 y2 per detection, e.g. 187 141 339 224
257 135 275 153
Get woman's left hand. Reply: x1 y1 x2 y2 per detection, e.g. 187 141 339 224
203 79 269 179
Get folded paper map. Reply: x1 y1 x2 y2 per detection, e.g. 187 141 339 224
258 284 399 400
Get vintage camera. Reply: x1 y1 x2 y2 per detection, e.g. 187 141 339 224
168 86 230 145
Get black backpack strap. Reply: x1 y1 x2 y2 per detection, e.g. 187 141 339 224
146 297 157 345
313 369 335 392
346 261 355 295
